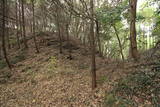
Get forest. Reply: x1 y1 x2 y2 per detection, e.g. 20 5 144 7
0 0 160 106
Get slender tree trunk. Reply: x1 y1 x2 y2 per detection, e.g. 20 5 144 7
18 0 23 41
55 6 62 54
90 0 97 89
56 18 62 54
88 24 91 47
77 22 83 39
32 0 39 53
130 0 138 61
21 0 28 48
0 46 2 60
30 21 32 33
75 18 80 38
95 20 103 57
113 25 124 61
61 24 64 41
2 0 12 69
6 0 11 49
58 24 62 54
43 16 45 31
66 24 72 60
16 0 20 49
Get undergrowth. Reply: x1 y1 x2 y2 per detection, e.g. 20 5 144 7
104 64 160 107
48 56 57 71
11 54 25 64
0 60 7 69
0 49 26 70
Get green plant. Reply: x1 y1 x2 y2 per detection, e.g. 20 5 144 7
10 37 17 45
97 76 108 84
109 68 160 106
104 93 133 107
48 56 57 71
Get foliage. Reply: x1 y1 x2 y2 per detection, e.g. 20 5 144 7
107 66 160 106
104 93 133 107
0 51 26 69
96 1 128 25
152 15 160 41
95 0 130 58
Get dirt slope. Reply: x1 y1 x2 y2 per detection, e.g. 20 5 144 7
1 33 159 107
0 34 112 107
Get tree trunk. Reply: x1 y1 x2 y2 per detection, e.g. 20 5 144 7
55 5 63 54
32 0 39 53
130 0 138 61
0 46 2 60
30 21 32 33
16 0 20 49
58 25 62 54
90 0 97 90
95 20 103 57
21 0 28 48
18 0 23 40
6 0 11 49
66 13 72 59
113 25 124 61
66 24 72 60
2 0 12 70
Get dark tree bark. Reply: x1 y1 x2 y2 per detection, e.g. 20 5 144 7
66 23 72 60
66 13 72 60
95 20 103 57
21 0 28 48
2 0 12 69
32 0 39 53
90 0 97 89
30 21 32 33
130 0 139 61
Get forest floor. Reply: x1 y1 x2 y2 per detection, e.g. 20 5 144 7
0 33 160 107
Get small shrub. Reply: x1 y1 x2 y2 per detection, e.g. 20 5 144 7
97 76 108 84
104 93 117 107
10 37 17 45
48 56 58 71
104 93 133 107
